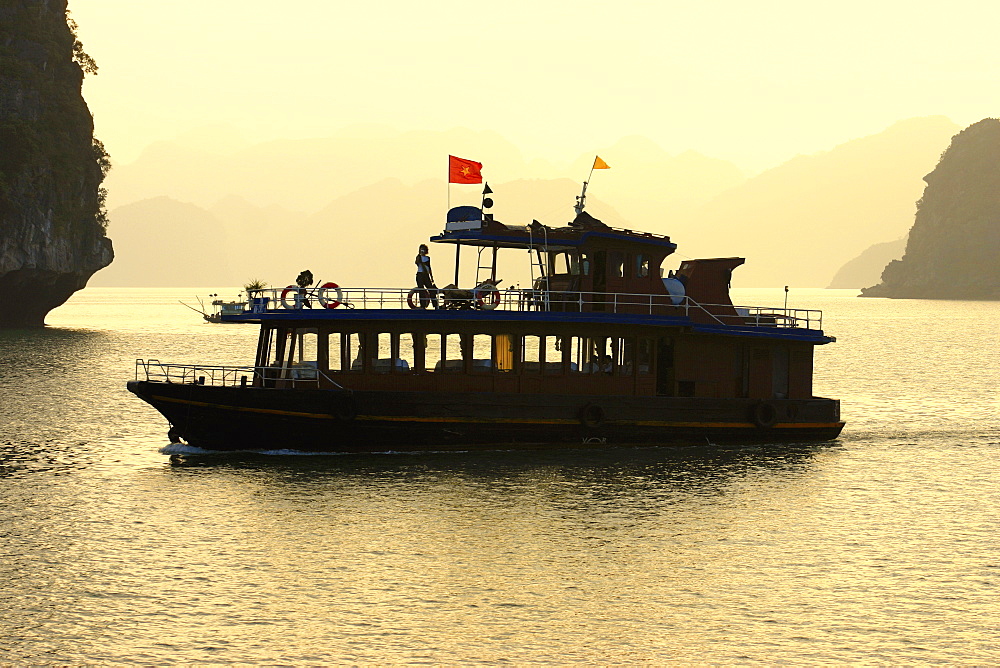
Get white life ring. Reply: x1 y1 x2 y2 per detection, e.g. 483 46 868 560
474 284 500 310
316 282 343 309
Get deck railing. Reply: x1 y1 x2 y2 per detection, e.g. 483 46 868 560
242 287 822 330
135 359 346 389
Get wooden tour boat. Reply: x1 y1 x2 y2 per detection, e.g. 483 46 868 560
128 183 844 452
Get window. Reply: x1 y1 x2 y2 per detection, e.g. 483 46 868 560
426 333 463 373
399 333 418 372
548 251 581 276
347 333 365 371
494 333 515 372
637 254 649 278
471 334 493 373
617 337 634 376
543 336 563 375
522 335 542 373
568 337 586 373
328 332 344 371
290 328 319 379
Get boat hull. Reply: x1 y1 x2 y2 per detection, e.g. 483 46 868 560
127 381 844 452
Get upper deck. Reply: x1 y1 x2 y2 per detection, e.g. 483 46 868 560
221 207 832 344
224 285 831 344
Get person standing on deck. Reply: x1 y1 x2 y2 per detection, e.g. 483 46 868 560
415 244 437 308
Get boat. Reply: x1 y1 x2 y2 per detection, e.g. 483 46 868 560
128 182 844 452
179 294 245 323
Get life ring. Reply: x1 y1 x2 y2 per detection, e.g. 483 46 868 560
280 285 302 309
751 401 779 428
578 403 605 428
406 288 421 309
316 282 343 309
474 284 500 310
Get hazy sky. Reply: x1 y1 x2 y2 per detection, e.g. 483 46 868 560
73 0 1000 173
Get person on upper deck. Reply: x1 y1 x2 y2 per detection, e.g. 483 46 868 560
415 244 437 308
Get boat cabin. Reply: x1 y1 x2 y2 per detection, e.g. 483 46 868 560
233 208 828 404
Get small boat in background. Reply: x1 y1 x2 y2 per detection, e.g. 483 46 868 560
179 294 245 323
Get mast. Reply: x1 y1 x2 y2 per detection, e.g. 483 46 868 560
574 181 589 215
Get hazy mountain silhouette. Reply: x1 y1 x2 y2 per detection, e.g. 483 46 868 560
95 118 961 289
827 237 906 288
566 136 746 224
90 197 235 287
103 126 745 215
103 127 537 212
677 116 959 287
92 180 628 289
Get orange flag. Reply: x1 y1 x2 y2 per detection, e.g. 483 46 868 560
593 156 610 169
449 155 483 184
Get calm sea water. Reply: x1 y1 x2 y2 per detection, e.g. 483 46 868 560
1 288 997 664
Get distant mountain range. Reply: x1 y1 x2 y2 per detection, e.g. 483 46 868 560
93 116 961 289
673 116 958 286
827 238 907 289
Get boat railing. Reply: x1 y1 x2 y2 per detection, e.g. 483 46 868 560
243 288 822 329
135 359 347 389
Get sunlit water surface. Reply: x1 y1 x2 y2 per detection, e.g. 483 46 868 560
1 288 997 664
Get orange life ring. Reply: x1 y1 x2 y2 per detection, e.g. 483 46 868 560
280 285 301 309
317 282 342 309
474 284 500 310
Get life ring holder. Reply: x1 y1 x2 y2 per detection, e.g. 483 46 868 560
751 401 779 428
474 284 500 310
578 403 605 428
316 282 343 309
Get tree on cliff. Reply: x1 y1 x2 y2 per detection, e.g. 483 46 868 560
0 2 113 327
861 119 1000 300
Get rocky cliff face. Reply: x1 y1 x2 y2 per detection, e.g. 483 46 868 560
861 119 1000 300
0 0 113 327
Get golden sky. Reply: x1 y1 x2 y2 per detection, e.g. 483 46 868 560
73 0 1000 172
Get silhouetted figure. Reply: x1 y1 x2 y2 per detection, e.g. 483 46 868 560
414 244 437 308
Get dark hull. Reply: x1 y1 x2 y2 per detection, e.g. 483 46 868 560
127 381 844 452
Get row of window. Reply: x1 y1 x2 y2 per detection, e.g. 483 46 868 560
267 329 657 377
548 251 653 279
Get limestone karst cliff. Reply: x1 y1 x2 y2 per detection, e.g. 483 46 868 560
0 0 113 327
861 119 1000 300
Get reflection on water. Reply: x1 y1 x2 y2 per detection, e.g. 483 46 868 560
1 289 998 663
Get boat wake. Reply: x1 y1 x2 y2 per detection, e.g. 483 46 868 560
157 442 468 457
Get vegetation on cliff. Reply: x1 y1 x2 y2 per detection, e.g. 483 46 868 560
862 119 1000 300
0 0 113 326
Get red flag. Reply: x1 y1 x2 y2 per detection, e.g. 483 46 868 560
449 155 483 184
